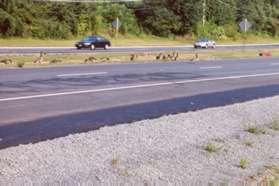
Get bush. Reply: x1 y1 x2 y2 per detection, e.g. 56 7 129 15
0 9 16 36
224 24 239 40
16 61 25 68
196 21 226 40
78 13 102 36
97 4 140 36
31 20 71 39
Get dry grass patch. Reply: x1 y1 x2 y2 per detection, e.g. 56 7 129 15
111 157 119 166
270 119 279 131
111 153 120 167
264 166 279 185
118 170 131 177
1 35 278 47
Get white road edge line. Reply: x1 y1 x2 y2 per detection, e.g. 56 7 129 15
1 72 279 102
57 72 108 77
200 66 223 70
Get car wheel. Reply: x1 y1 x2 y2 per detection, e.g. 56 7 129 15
104 44 109 50
76 47 81 50
90 44 95 50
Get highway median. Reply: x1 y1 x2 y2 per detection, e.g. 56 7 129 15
1 49 279 68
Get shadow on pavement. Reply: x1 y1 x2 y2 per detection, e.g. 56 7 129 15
1 83 279 149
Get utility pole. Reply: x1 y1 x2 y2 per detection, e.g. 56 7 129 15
202 0 206 27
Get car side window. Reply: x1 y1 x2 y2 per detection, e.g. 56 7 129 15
96 37 103 42
85 37 95 42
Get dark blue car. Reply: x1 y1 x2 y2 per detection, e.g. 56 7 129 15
75 35 111 50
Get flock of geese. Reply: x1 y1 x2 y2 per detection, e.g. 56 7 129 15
0 51 200 66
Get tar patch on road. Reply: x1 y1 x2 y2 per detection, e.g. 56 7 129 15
1 83 279 149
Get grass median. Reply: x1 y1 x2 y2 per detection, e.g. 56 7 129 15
0 34 278 47
0 35 189 47
1 49 279 68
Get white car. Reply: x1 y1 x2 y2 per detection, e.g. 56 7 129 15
194 38 216 49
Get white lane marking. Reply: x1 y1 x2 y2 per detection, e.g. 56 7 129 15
200 66 223 70
1 72 279 102
57 72 108 77
270 63 279 66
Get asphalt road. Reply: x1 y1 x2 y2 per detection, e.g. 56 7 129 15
1 57 279 149
0 43 279 55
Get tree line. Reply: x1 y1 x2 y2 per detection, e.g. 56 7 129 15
0 0 279 39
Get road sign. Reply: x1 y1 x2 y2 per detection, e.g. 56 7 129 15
112 18 121 30
239 19 252 32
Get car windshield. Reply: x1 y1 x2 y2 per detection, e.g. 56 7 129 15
198 39 209 42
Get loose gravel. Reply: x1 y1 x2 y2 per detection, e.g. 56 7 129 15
1 96 279 185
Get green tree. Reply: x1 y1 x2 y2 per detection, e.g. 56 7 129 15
143 7 181 36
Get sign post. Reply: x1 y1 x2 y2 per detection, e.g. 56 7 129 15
112 17 121 39
239 19 252 51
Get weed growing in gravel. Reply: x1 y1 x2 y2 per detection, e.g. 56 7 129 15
259 128 267 134
247 125 257 134
204 143 219 153
243 139 253 147
119 170 130 177
239 159 249 169
111 159 118 165
246 125 267 135
270 119 279 131
111 156 119 166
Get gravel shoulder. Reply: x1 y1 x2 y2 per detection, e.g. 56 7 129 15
1 96 279 184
